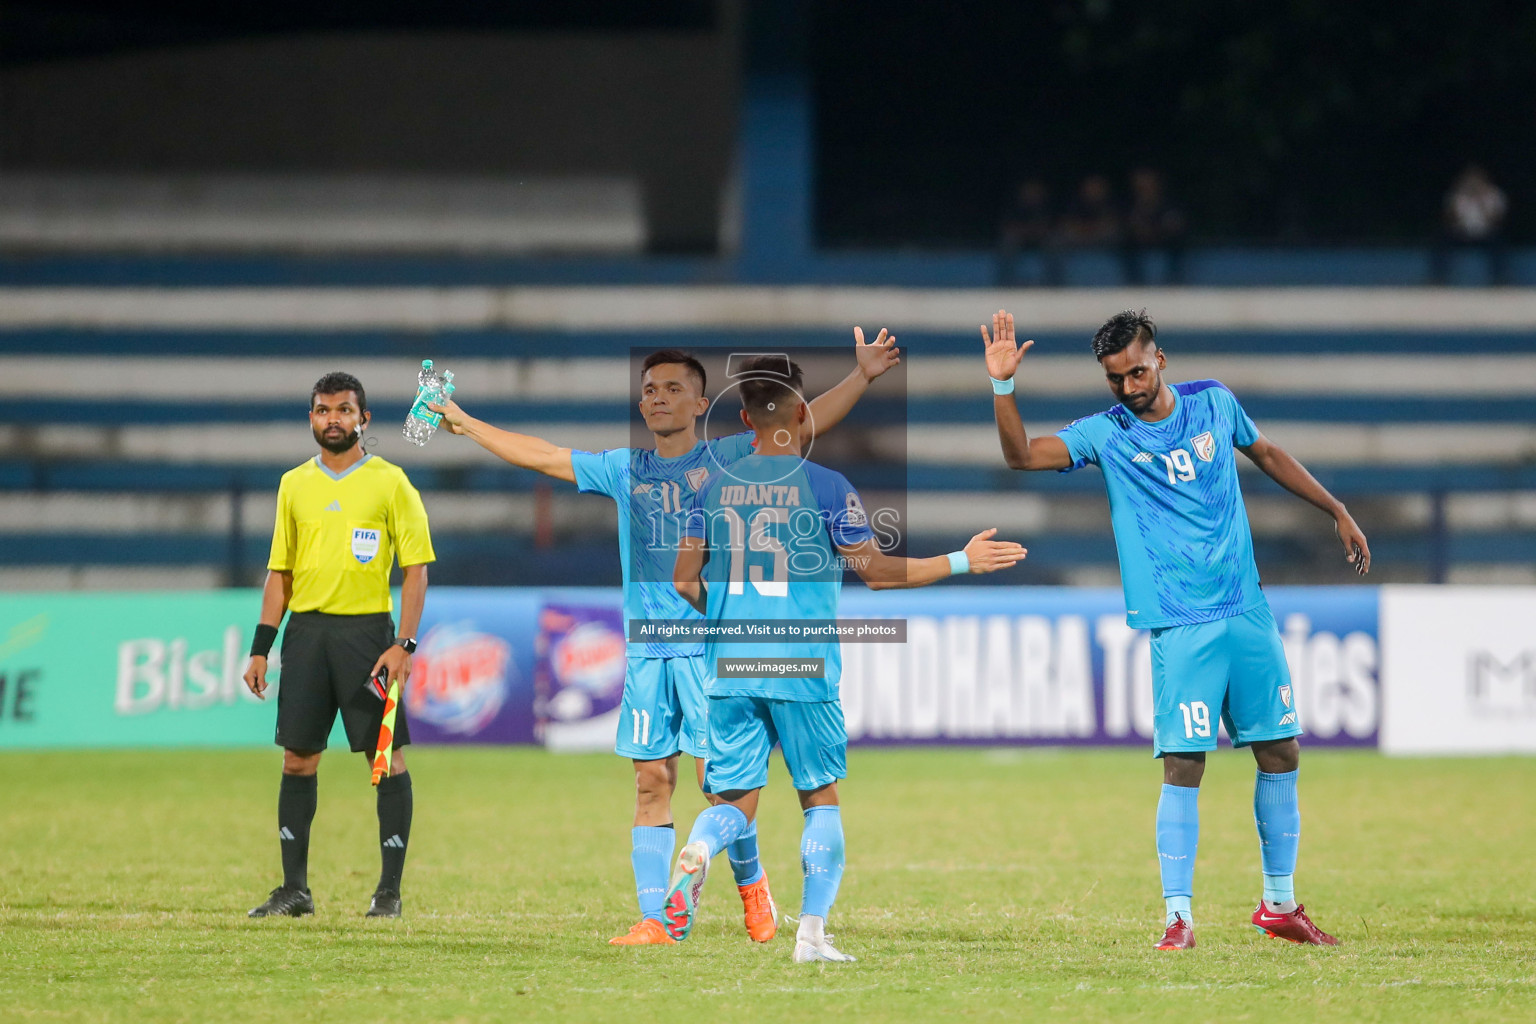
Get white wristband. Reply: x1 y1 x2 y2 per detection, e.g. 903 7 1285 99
946 550 970 576
990 376 1016 395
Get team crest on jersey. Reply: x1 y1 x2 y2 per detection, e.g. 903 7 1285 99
685 467 710 491
351 527 381 564
1279 684 1293 709
844 491 867 527
1191 431 1216 462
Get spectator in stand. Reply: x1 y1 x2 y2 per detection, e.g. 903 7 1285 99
1431 163 1509 286
996 178 1060 286
1060 174 1123 248
1121 168 1188 285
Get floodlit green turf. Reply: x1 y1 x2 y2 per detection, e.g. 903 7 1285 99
2 747 1533 1023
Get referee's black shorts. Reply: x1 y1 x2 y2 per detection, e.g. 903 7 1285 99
276 611 411 753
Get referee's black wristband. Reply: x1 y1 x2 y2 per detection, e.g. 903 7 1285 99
250 624 279 658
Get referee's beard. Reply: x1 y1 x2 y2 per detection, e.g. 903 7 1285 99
314 423 362 455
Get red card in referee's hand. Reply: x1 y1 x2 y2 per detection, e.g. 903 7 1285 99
365 665 389 703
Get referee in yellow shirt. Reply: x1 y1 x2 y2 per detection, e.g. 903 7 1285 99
242 371 435 919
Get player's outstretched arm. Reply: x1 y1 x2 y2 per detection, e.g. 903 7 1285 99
800 326 902 445
672 537 708 614
1239 435 1372 575
838 528 1027 590
982 309 1072 471
428 399 577 483
242 569 292 700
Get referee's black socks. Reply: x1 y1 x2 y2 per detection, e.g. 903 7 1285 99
376 771 413 893
278 773 318 891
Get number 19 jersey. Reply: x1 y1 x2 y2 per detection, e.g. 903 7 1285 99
1056 380 1265 629
685 454 875 701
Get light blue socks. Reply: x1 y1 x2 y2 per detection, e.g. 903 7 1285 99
1255 769 1301 909
631 825 674 923
727 818 764 886
686 803 750 857
1157 783 1200 927
800 806 845 919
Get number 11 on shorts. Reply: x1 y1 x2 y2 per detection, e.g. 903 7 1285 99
631 708 651 746
1178 700 1211 739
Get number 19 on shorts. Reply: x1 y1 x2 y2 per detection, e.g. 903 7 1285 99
1178 701 1211 739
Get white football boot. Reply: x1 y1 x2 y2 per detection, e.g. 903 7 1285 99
791 914 857 963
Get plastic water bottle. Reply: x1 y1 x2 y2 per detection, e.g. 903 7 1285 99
402 360 456 446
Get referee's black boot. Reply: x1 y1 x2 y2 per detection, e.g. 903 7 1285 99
248 885 314 918
366 888 402 918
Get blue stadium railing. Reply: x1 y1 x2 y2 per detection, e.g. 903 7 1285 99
8 394 1532 426
4 327 1536 356
4 452 1533 586
10 460 1536 497
3 248 1535 288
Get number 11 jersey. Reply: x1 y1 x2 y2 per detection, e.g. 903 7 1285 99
572 433 757 658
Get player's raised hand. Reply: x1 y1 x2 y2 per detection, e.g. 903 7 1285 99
853 326 901 381
980 309 1034 382
1336 514 1372 575
242 656 268 700
427 398 468 435
962 527 1029 573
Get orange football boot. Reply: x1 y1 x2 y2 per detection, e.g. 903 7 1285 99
739 873 779 943
608 918 677 946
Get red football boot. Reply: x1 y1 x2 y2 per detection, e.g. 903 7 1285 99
1252 903 1338 945
1154 916 1196 950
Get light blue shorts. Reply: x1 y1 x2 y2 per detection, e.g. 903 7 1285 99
1150 603 1302 757
615 655 709 761
704 695 847 794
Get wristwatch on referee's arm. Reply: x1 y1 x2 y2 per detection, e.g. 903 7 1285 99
391 637 418 654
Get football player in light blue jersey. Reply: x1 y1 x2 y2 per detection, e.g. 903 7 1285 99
664 356 1028 962
430 335 900 945
983 308 1371 950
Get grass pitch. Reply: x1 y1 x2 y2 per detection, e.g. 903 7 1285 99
2 747 1533 1023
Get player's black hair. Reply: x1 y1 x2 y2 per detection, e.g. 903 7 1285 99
641 349 707 393
737 355 804 418
311 371 367 412
1090 309 1158 360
